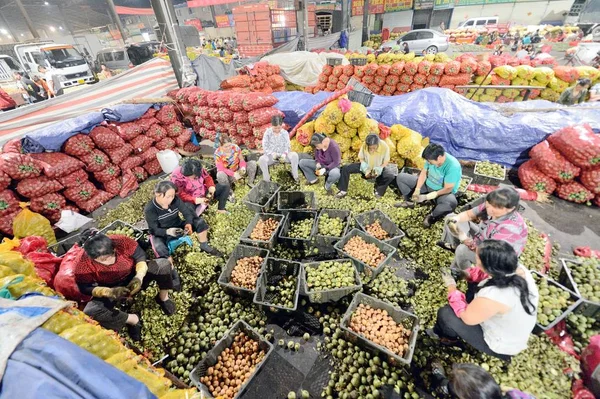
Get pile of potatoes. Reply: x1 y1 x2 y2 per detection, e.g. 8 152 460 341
230 256 264 290
250 218 279 241
349 304 411 357
365 221 389 240
343 236 385 269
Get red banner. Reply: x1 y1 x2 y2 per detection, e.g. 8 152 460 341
351 0 385 15
215 15 231 28
188 0 245 7
114 6 154 15
185 19 203 31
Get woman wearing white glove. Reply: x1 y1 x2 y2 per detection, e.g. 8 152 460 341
214 134 258 193
257 115 299 182
299 133 341 195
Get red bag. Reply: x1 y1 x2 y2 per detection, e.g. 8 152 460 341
444 61 461 76
105 143 133 165
63 134 95 157
439 73 471 86
119 171 138 198
156 137 176 150
57 170 88 188
30 192 66 214
27 251 62 287
79 149 110 172
115 121 143 141
0 189 19 217
553 66 579 83
582 335 600 398
580 169 600 194
103 179 122 195
156 104 178 124
517 160 557 194
460 58 478 74
138 117 159 132
165 122 185 138
0 153 44 180
529 140 580 183
0 209 18 236
132 166 148 183
30 152 84 178
141 107 158 119
138 147 158 164
242 93 278 111
248 107 284 127
130 135 154 153
556 181 594 204
64 182 98 203
491 75 511 86
17 236 49 255
0 171 10 190
120 156 143 171
146 124 167 142
417 61 432 75
389 62 405 76
476 61 492 76
187 88 210 105
544 319 579 358
76 190 114 213
175 129 193 148
547 124 600 169
144 158 163 175
93 164 121 183
16 176 63 198
183 142 201 153
89 126 125 150
2 138 22 154
54 245 91 302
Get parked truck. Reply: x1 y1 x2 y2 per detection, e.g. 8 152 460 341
565 0 600 40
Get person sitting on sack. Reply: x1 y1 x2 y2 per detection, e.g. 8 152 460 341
75 229 175 341
258 115 300 183
430 239 539 361
171 158 230 215
145 180 222 263
214 133 258 193
336 134 397 199
439 187 528 272
394 143 461 227
299 133 341 195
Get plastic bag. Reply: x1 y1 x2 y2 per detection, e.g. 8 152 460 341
12 203 57 244
54 244 91 302
27 251 61 287
582 335 600 398
0 248 35 276
54 210 93 233
17 236 48 255
573 246 600 259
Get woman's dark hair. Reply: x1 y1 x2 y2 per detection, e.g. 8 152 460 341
271 115 283 126
449 363 503 399
486 187 520 210
577 78 592 87
181 159 203 177
219 133 232 144
310 133 326 147
365 134 380 147
478 240 536 315
421 143 445 161
81 229 114 259
155 180 177 194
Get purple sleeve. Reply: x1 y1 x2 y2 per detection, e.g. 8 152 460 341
323 141 341 170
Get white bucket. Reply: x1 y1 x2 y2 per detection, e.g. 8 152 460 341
157 150 182 174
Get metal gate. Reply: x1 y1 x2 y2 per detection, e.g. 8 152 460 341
430 9 453 31
412 10 431 29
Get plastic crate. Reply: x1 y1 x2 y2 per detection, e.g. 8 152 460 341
575 299 600 319
278 210 318 245
354 209 405 248
531 270 582 334
558 258 600 306
218 244 270 297
277 191 317 214
315 208 352 246
333 228 396 279
243 180 281 213
347 77 371 94
340 293 419 366
326 57 342 66
349 58 368 66
253 258 302 312
240 213 285 249
48 234 81 257
190 320 274 398
473 161 507 186
302 258 362 303
99 220 143 241
458 175 473 194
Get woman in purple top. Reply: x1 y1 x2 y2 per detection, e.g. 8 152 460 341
299 133 341 195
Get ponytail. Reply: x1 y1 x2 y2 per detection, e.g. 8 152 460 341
480 274 536 315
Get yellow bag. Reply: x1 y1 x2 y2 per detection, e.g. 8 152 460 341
0 251 35 276
0 237 20 252
12 203 57 245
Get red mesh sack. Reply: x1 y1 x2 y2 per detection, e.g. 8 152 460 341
377 65 391 77
141 107 158 119
268 75 285 89
54 245 91 302
227 93 245 112
389 62 404 76
0 209 18 236
410 83 424 92
439 73 471 86
400 74 414 85
30 192 66 214
132 166 148 183
16 176 63 198
339 74 350 85
332 65 344 77
165 122 185 138
89 126 125 150
322 65 333 76
183 142 201 153
353 66 366 78
328 75 339 84
144 158 163 175
0 189 19 217
242 93 278 111
93 164 121 183
517 160 557 194
476 61 492 76
396 83 410 93
364 63 379 76
146 124 167 142
248 108 284 127
444 61 461 76
373 76 385 87
63 134 95 157
130 135 155 154
79 149 110 172
57 170 88 188
233 112 249 124
418 61 432 75
404 61 419 76
188 88 210 105
138 117 159 132
556 181 594 204
156 104 178 124
120 156 143 171
76 190 114 213
103 179 122 195
0 153 44 179
30 152 84 178
237 123 252 137
119 171 138 198
2 138 22 154
529 140 580 183
413 73 427 85
547 124 600 169
553 66 579 83
17 236 48 255
491 75 511 86
114 121 143 141
139 147 159 163
580 169 600 194
362 75 375 84
430 63 446 76
156 137 176 150
385 75 400 86
460 58 478 74
64 181 98 203
342 64 354 77
105 143 134 165
427 75 441 85
218 107 233 122
0 171 11 190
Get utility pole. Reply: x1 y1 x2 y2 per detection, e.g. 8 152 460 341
14 0 39 39
150 0 196 88
341 0 349 32
106 0 128 44
361 0 369 44
296 0 308 50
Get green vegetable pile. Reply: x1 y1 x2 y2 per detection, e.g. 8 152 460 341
365 266 410 308
286 217 315 239
306 261 356 291
265 274 298 309
318 213 346 237
105 226 137 238
459 176 471 192
568 257 600 303
533 273 574 327
475 161 505 179
567 312 600 354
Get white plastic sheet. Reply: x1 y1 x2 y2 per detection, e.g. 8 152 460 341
261 51 348 87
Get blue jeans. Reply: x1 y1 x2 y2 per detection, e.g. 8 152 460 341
299 159 341 190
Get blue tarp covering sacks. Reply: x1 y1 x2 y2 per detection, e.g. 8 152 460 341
0 328 156 399
273 88 600 167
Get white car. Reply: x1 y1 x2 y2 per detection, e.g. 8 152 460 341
381 29 450 54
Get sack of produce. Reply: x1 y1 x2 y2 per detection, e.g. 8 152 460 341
580 169 600 194
533 67 555 85
556 181 594 204
64 181 98 203
493 65 517 80
0 189 19 217
146 124 167 142
89 126 125 150
390 62 405 76
30 152 84 178
93 164 121 183
0 209 18 236
63 134 95 157
13 204 56 244
76 190 114 213
2 138 23 154
57 169 88 188
16 176 63 198
30 192 66 214
130 135 155 153
242 93 278 111
54 245 91 302
156 137 176 151
248 107 283 127
439 73 471 86
132 166 148 183
549 78 569 93
103 179 122 196
105 143 133 165
0 171 10 190
575 66 600 81
0 153 44 180
187 88 210 105
120 156 143 171
404 61 419 76
119 171 138 198
156 104 178 125
552 66 579 83
79 149 110 172
517 160 556 194
141 107 158 119
164 122 184 138
443 61 460 76
144 158 163 175
530 140 580 183
491 75 511 86
460 58 478 74
547 124 600 169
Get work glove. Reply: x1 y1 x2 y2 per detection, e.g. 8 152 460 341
92 286 131 300
127 277 143 296
425 191 438 200
195 197 208 205
441 269 457 288
166 228 184 237
128 261 148 296
239 167 247 176
184 224 193 235
315 168 326 177
444 214 459 224
373 166 383 177
315 162 322 170
233 171 242 180
411 192 421 203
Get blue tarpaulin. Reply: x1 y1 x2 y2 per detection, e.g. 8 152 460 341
273 88 600 167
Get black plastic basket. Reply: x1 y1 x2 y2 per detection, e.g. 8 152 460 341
277 191 317 214
558 258 600 306
347 90 374 107
190 320 274 398
218 244 270 297
240 213 285 249
302 258 362 303
531 270 582 334
458 175 473 194
326 57 343 66
340 293 419 366
243 180 281 213
354 209 405 248
278 210 318 246
253 258 302 312
349 58 368 66
473 161 507 186
333 228 396 279
99 220 143 241
315 208 352 246
48 234 81 257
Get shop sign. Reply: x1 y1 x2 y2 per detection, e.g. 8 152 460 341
384 0 413 12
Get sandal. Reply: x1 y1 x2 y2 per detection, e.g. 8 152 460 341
436 240 456 252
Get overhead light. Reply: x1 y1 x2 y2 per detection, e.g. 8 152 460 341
20 33 24 37
59 26 63 30
0 29 7 34
44 1 49 5
50 26 56 32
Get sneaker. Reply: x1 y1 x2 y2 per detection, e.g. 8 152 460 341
374 190 382 199
335 191 347 199
326 188 334 196
127 320 143 342
394 200 415 208
155 295 176 316
200 242 224 258
171 268 182 292
423 214 437 228
307 179 318 185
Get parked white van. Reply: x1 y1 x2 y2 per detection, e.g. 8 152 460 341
458 17 499 28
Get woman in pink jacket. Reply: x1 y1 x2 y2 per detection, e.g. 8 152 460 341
214 134 257 194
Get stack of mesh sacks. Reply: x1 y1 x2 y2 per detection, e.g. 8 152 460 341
518 124 600 206
219 61 285 93
173 87 283 149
